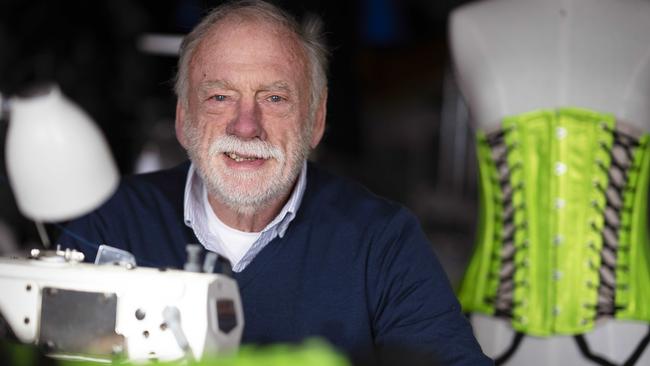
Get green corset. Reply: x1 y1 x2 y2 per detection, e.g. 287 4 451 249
458 107 650 336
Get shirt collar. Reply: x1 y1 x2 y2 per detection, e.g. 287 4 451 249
183 161 307 238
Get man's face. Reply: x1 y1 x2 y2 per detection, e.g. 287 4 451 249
178 19 321 214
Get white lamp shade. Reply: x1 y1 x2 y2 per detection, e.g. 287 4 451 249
5 86 119 222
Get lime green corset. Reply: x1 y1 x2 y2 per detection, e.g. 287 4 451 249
458 108 650 336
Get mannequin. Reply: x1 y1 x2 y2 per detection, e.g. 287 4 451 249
451 0 650 131
450 0 650 365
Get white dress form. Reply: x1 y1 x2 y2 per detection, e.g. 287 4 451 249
450 0 650 364
451 0 650 131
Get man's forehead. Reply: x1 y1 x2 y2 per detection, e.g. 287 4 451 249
198 79 294 92
198 17 305 62
189 18 309 90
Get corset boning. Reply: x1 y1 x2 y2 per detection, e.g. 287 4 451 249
458 108 650 336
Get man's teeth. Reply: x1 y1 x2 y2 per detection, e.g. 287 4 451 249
226 152 261 162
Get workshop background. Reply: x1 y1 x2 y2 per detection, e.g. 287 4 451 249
0 0 477 287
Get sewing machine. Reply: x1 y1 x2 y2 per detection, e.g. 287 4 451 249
0 248 243 363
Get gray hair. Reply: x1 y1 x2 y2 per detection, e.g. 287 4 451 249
174 0 329 113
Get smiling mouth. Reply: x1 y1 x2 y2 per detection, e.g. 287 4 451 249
225 152 267 162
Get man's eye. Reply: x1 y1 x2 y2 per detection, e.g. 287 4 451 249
268 95 284 103
212 95 227 102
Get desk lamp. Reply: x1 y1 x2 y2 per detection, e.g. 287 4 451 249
2 85 118 246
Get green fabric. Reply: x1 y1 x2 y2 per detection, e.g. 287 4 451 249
2 337 349 366
457 130 503 314
458 107 650 336
617 134 650 321
1 341 39 366
53 339 350 366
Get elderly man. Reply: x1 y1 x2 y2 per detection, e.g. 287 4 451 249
59 1 491 364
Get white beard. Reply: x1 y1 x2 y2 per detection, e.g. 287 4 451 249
184 122 311 215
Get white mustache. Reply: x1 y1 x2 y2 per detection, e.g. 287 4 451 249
208 135 284 161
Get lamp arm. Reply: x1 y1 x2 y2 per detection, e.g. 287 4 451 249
34 221 51 249
0 91 8 122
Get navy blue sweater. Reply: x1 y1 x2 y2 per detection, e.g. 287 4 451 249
59 162 491 365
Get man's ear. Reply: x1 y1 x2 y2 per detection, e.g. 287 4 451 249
175 99 188 149
310 90 327 148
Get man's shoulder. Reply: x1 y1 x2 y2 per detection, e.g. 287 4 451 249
304 162 409 224
121 161 190 192
95 161 190 216
58 161 192 265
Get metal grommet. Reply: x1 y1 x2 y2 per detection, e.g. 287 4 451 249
135 308 146 320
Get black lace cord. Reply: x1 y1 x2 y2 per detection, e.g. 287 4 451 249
486 127 512 146
473 321 650 365
483 129 523 317
574 334 617 366
493 332 525 366
600 124 641 148
625 326 650 366
574 325 650 366
589 128 642 321
464 313 525 365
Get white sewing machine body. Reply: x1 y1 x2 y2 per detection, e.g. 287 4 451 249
0 254 243 363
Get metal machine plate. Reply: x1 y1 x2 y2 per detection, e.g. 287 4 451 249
38 287 124 356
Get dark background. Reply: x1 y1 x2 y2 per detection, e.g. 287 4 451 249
0 0 479 286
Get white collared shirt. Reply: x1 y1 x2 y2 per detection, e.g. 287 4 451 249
183 161 307 272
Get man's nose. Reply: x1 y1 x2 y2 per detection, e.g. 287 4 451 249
226 99 266 140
